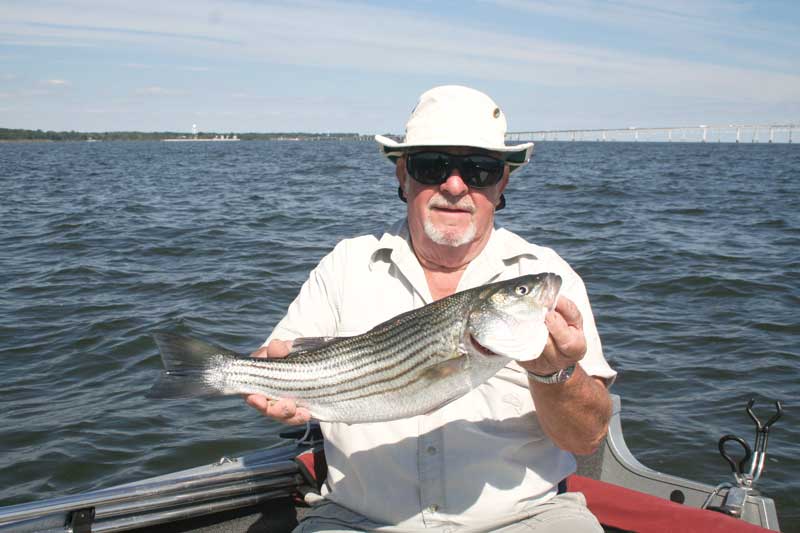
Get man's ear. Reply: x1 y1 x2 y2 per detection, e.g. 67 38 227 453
494 167 510 210
395 156 407 187
497 166 510 195
395 156 408 202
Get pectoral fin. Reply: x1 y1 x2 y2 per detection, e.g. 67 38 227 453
420 356 468 381
420 356 471 415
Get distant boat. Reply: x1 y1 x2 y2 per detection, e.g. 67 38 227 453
162 134 240 142
163 125 240 142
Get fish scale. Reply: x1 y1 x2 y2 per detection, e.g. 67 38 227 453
149 273 562 423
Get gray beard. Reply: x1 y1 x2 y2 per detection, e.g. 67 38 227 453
422 218 476 247
405 179 477 247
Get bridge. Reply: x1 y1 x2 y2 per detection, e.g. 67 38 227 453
507 123 797 143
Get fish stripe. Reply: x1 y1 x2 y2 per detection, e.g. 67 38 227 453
225 335 446 396
229 352 451 402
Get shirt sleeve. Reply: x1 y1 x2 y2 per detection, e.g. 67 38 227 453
523 248 617 386
562 270 617 386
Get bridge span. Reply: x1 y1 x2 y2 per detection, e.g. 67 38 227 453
507 123 797 143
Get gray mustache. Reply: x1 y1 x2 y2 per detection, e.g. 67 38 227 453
428 197 475 212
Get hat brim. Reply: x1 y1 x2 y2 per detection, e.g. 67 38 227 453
375 134 533 171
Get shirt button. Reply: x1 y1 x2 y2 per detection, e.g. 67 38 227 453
428 504 439 513
426 446 437 455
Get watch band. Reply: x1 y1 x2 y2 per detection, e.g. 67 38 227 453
526 364 576 385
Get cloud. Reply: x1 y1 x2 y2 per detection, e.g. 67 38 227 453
1 0 798 131
135 86 185 96
489 0 798 48
19 88 51 97
0 38 55 47
45 79 70 86
84 106 135 114
3 0 798 105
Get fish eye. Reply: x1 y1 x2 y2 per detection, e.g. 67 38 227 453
515 285 529 296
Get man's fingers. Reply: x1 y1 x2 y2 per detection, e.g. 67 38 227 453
554 296 583 328
244 394 310 425
250 339 293 359
545 310 586 360
245 341 308 425
269 339 293 358
244 393 269 411
531 337 566 373
545 296 586 360
269 398 297 419
283 412 312 426
250 346 269 358
267 399 311 425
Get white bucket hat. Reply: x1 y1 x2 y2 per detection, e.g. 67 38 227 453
375 85 533 172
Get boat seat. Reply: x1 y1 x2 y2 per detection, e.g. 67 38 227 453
567 474 775 533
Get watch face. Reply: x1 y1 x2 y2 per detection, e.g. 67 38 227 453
561 365 577 381
526 365 575 384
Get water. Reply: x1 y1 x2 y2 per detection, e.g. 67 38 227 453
1 140 798 529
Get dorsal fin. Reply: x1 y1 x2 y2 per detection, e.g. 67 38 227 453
289 336 348 354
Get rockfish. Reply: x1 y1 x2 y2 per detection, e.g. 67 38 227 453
148 273 561 423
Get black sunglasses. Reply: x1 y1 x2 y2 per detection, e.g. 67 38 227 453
406 152 506 188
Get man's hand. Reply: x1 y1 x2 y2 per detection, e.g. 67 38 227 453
244 339 312 425
520 295 587 376
521 295 611 454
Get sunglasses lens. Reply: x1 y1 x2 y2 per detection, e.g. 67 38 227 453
408 153 449 185
407 152 505 188
460 156 505 187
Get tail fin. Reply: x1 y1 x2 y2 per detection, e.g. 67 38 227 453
147 332 237 399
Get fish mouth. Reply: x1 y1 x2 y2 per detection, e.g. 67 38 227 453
469 334 501 357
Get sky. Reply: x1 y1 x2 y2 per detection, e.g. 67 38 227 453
1 0 799 134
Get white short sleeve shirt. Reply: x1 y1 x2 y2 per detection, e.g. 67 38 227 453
266 219 616 529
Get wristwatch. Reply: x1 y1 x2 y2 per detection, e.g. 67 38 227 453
526 364 576 385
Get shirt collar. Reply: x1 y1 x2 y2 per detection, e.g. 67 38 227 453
370 219 411 263
458 225 538 290
370 219 432 302
370 219 538 297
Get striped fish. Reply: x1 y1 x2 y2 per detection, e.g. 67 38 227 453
148 273 561 423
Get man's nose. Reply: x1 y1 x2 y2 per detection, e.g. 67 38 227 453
439 169 469 196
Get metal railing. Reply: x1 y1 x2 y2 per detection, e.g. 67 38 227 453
508 124 798 143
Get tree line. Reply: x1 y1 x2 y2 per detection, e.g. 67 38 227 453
0 128 369 142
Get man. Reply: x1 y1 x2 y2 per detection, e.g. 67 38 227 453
247 85 616 532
